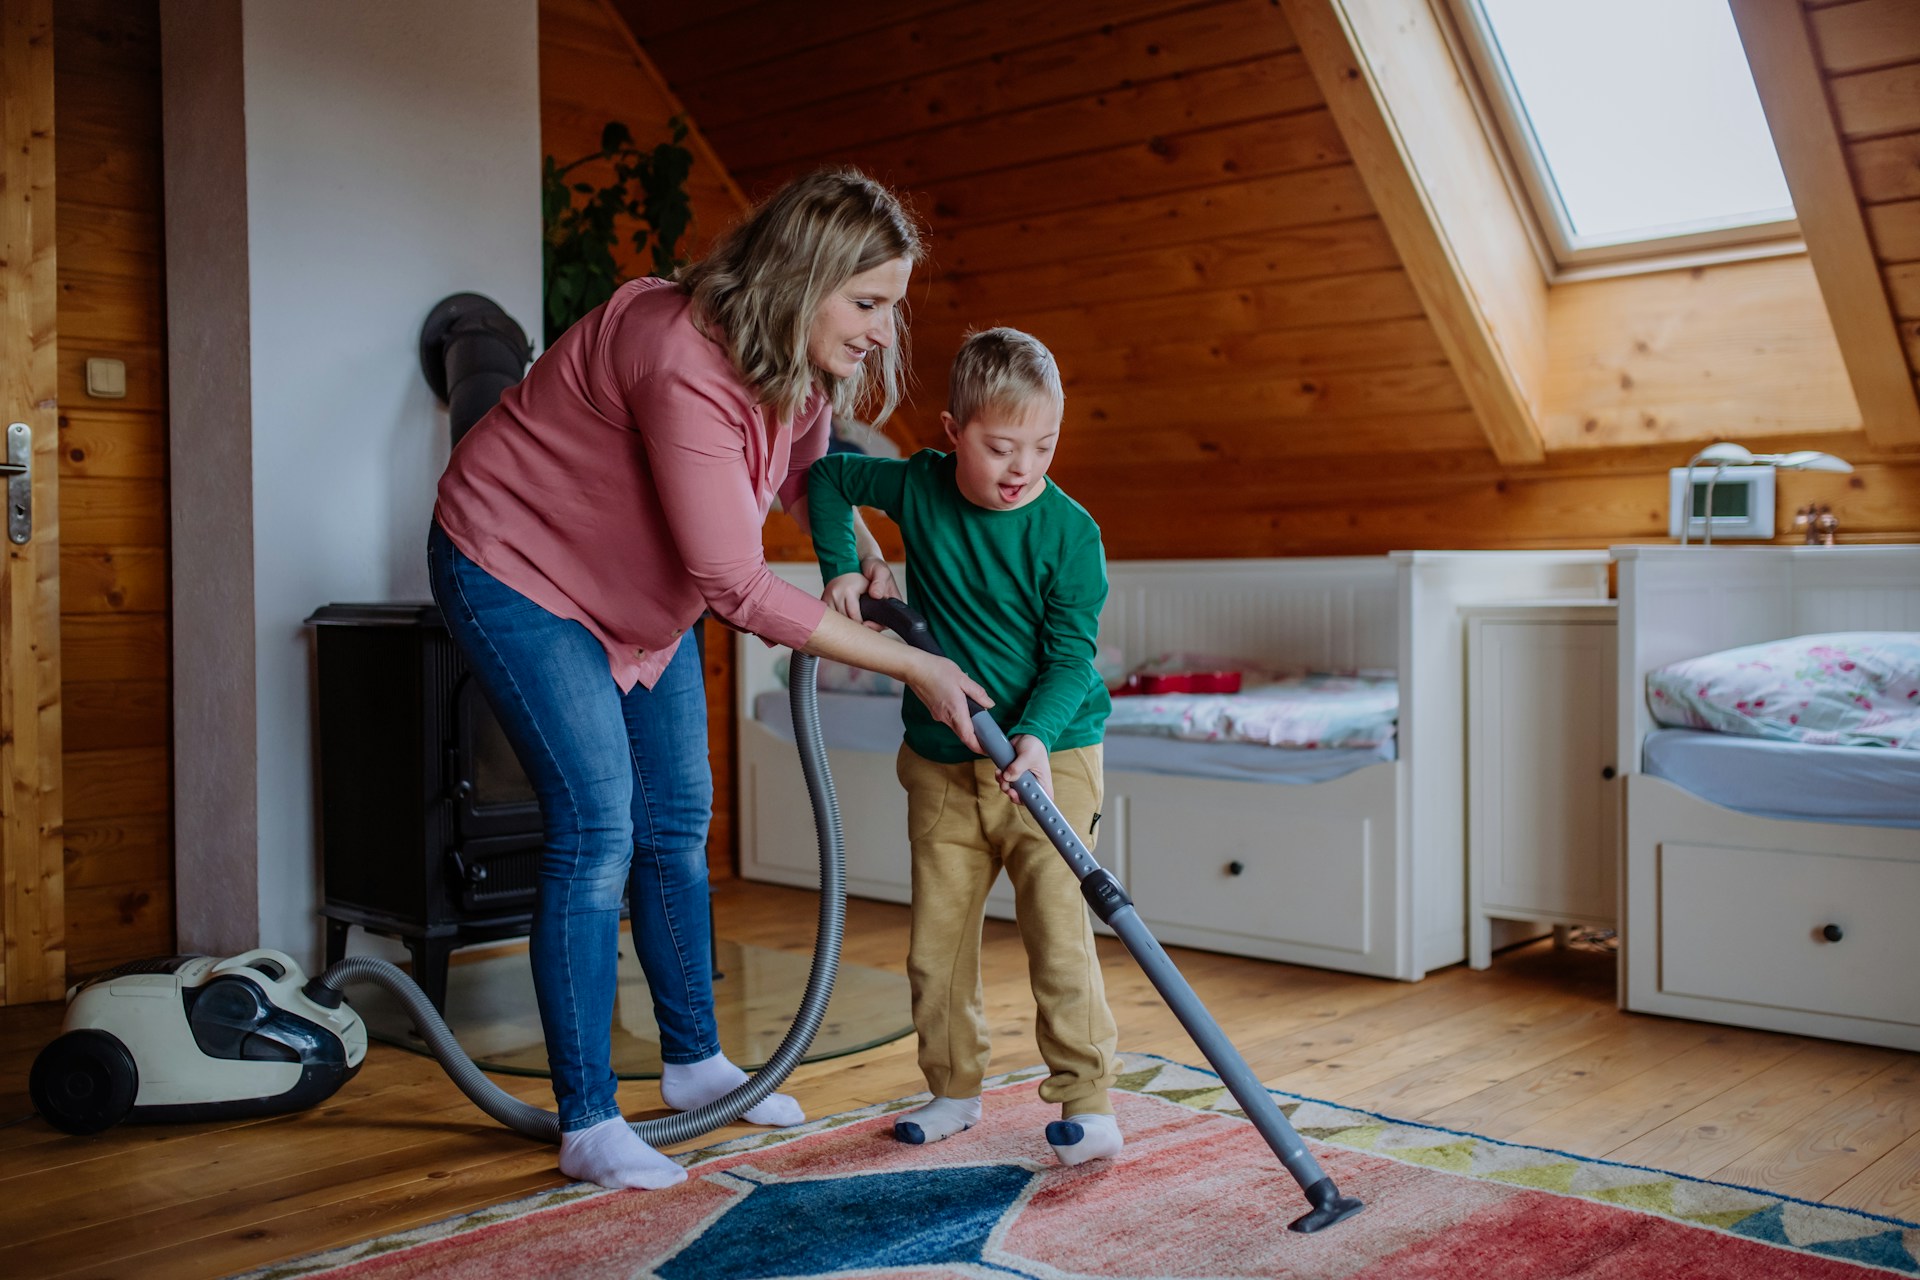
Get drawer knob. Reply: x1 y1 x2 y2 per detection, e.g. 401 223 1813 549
1226 860 1246 877
1601 765 1617 781
1822 923 1843 943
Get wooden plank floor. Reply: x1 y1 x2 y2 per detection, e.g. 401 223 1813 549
3 880 1916 1278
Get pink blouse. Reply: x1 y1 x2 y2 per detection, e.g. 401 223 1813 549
435 278 829 691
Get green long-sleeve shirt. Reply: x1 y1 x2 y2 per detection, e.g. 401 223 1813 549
807 449 1111 764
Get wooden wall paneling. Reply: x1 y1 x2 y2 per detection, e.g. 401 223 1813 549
922 267 1425 361
55 0 172 979
711 0 1298 176
1831 62 1920 139
1278 0 1548 465
2 0 67 1003
58 408 164 479
1058 315 1448 384
1808 0 1920 74
1731 0 1920 447
1867 198 1920 263
934 218 1400 319
1058 411 1490 471
1850 130 1920 202
60 615 166 686
62 679 167 753
934 166 1375 277
737 55 1325 193
1543 255 1860 449
647 0 1195 135
917 110 1349 231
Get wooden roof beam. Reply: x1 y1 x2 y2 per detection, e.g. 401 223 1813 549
1280 0 1547 465
1730 0 1920 450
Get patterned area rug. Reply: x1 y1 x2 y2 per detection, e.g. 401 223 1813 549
235 1052 1920 1279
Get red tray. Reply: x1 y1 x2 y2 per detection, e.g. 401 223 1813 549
1111 670 1242 696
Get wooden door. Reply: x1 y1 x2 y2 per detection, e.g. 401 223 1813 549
1 0 66 1005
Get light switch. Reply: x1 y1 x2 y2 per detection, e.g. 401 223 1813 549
85 357 127 399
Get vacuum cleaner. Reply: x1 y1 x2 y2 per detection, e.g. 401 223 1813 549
29 651 850 1153
29 603 1363 1232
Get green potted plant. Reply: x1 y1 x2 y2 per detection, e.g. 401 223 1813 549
542 117 694 348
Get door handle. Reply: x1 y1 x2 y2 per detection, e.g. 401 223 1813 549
3 423 29 544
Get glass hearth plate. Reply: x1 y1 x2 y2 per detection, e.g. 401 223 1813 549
351 937 912 1079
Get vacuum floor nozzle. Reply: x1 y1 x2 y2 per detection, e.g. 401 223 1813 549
1288 1176 1366 1233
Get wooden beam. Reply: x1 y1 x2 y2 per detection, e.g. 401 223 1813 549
1730 0 1920 449
591 0 750 219
1278 0 1548 465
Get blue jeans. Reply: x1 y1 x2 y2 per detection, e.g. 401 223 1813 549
428 523 718 1132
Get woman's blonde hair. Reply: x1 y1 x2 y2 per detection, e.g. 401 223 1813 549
681 168 924 427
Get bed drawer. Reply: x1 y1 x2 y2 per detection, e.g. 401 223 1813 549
1659 843 1920 1027
1121 766 1396 973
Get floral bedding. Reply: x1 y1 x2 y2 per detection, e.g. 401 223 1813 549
775 656 1400 752
1102 673 1400 751
1646 631 1920 749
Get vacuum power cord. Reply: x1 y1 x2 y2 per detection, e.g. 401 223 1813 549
316 652 847 1150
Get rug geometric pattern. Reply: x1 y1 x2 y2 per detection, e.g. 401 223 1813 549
231 1052 1920 1279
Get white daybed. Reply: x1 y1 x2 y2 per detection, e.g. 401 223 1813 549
738 552 1608 981
1615 545 1920 1051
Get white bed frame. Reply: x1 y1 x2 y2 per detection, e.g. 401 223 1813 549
737 552 1607 981
1614 545 1920 1050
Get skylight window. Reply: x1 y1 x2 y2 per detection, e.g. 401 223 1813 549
1451 0 1797 271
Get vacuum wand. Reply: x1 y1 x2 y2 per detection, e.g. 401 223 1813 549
859 597 1364 1234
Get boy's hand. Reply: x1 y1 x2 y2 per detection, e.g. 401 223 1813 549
823 572 875 628
859 554 901 604
824 558 900 631
998 734 1052 803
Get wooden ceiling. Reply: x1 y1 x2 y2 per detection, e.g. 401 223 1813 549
604 0 1920 553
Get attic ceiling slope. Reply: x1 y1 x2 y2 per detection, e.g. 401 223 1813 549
1730 0 1920 449
1277 0 1548 466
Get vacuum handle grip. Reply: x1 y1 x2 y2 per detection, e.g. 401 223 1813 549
857 596 943 657
857 596 989 719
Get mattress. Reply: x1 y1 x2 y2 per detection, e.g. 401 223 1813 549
752 691 1395 786
1642 728 1920 830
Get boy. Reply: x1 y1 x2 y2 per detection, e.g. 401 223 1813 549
806 327 1121 1166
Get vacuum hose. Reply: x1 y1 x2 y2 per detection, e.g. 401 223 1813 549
316 652 846 1148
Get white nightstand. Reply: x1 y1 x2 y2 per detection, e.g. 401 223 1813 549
1464 601 1619 970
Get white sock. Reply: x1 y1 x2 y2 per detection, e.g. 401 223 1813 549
659 1052 805 1128
1047 1112 1123 1166
893 1095 982 1144
557 1115 686 1190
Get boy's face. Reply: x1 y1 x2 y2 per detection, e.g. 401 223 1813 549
940 397 1060 511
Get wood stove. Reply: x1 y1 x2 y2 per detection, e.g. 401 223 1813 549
307 603 547 1010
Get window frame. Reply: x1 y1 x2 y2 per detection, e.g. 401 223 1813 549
1442 0 1802 280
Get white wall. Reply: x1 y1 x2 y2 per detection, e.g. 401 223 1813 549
167 0 541 965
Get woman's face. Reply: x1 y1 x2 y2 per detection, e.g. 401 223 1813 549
807 257 912 380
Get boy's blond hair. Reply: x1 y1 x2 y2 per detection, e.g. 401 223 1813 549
947 327 1063 428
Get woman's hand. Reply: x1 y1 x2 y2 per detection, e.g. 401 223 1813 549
906 652 993 755
997 734 1051 803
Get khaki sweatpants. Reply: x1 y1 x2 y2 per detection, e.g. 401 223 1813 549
895 742 1119 1117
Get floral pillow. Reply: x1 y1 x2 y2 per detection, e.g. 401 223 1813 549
1647 632 1920 749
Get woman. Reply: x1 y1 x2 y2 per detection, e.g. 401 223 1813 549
429 169 987 1190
